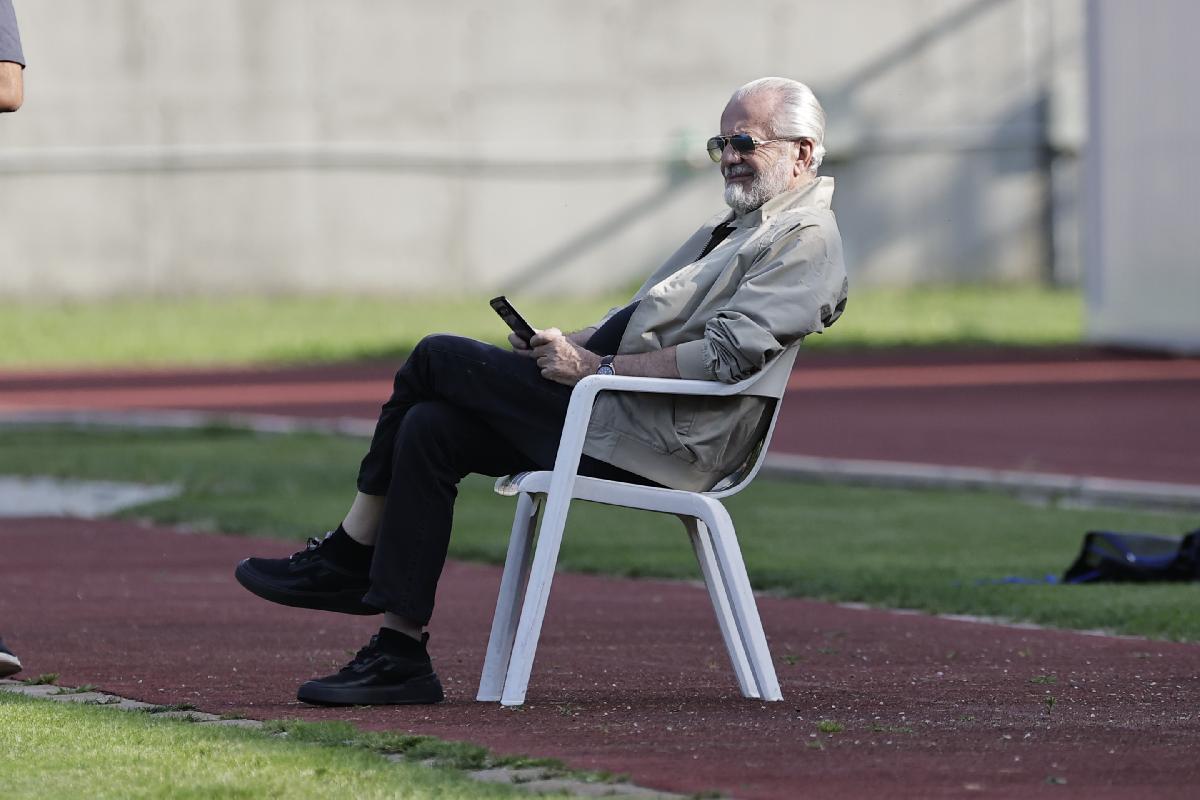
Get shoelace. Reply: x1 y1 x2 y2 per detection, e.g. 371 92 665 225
343 635 383 672
290 531 333 564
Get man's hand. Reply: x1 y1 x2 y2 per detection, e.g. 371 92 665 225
507 331 536 353
529 328 600 386
509 325 596 354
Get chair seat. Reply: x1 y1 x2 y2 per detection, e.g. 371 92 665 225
496 471 714 516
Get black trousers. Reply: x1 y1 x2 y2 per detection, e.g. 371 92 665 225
356 334 652 625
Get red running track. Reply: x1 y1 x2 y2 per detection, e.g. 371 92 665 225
4 517 1200 799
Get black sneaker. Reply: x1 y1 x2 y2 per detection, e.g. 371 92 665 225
297 630 445 706
234 531 379 615
0 636 21 678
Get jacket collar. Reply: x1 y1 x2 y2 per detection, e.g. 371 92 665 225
727 176 835 229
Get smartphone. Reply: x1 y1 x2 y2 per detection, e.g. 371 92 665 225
489 295 537 345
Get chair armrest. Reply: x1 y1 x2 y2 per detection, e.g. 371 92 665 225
573 373 741 399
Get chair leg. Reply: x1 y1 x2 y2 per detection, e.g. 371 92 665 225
681 515 759 698
477 492 541 701
499 490 573 706
698 499 783 702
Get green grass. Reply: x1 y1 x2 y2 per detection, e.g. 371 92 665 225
819 285 1082 348
0 693 568 800
0 285 1082 369
18 672 59 686
2 425 1197 640
0 294 625 369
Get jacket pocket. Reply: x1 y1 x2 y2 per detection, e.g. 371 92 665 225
673 395 748 471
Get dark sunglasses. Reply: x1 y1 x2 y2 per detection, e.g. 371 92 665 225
706 134 804 162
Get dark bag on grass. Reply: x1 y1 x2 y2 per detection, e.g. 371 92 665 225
1062 529 1200 584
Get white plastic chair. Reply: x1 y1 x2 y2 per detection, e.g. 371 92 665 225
476 346 799 706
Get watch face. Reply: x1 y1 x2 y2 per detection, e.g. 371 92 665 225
597 365 615 376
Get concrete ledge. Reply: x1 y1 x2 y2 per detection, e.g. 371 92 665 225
0 475 181 518
765 453 1200 511
0 410 375 438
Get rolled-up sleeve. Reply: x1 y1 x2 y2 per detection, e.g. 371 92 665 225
0 0 23 66
676 221 847 383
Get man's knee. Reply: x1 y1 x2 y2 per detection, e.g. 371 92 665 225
405 333 443 368
392 401 469 454
403 334 490 376
413 333 453 353
413 333 482 358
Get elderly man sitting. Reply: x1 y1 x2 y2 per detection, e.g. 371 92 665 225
235 76 848 706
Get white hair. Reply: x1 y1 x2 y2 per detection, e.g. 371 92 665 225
729 77 827 175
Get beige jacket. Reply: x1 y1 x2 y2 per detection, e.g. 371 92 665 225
582 177 847 491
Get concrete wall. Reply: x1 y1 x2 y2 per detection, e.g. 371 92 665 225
0 0 1085 300
1083 0 1200 352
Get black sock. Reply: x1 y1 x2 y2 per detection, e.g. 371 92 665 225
322 525 373 571
377 627 429 658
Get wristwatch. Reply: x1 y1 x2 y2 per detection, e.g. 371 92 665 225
597 355 617 376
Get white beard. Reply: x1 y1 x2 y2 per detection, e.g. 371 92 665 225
723 156 793 215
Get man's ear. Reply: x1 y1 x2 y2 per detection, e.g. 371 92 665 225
795 139 813 174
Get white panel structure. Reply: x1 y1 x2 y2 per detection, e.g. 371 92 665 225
1084 0 1200 353
0 0 1088 299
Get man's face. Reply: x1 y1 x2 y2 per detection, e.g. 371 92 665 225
718 92 809 215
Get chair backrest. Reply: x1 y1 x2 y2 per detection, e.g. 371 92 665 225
733 344 800 400
705 345 800 498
